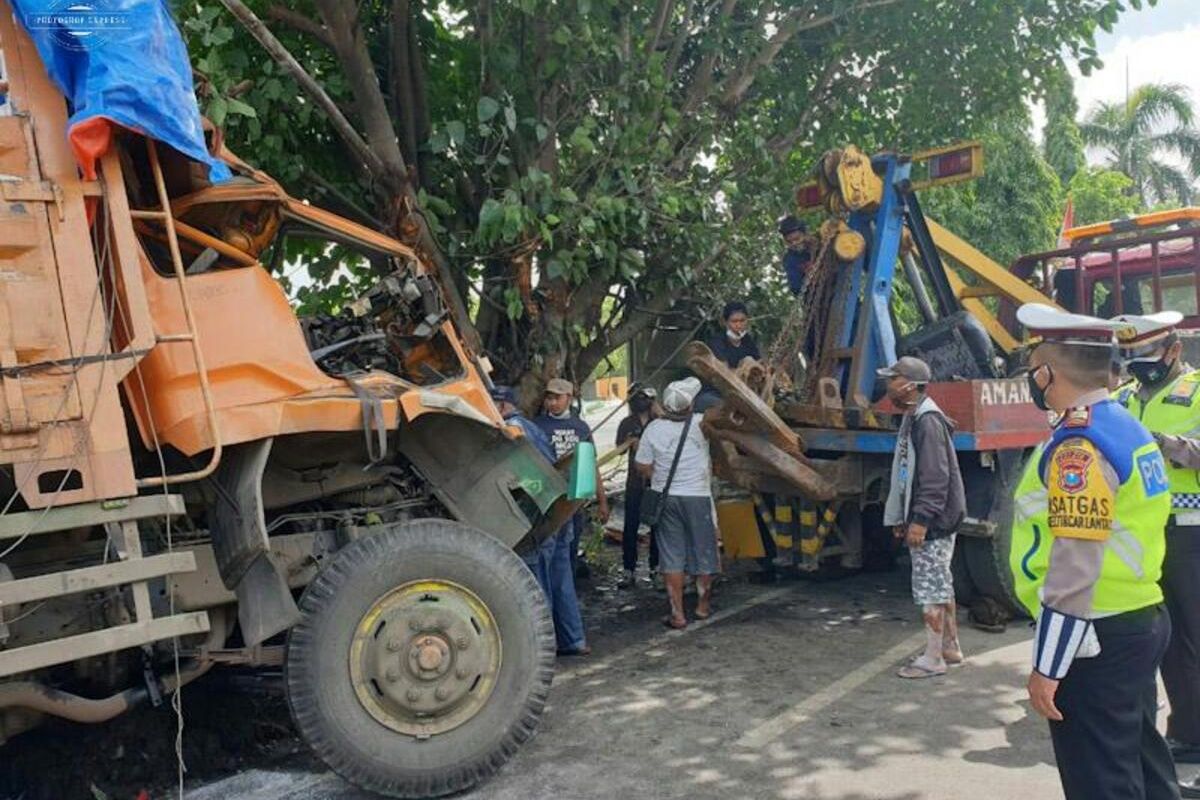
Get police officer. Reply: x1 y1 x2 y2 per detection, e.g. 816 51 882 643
1113 311 1200 793
1011 304 1178 800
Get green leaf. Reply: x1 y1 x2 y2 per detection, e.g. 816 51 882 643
503 287 524 320
208 95 228 127
477 96 501 123
427 130 449 153
447 120 466 146
536 123 549 143
504 105 517 132
226 97 257 118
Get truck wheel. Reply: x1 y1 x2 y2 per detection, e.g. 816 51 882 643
285 518 554 798
953 451 1026 616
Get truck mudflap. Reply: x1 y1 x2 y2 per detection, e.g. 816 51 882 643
397 405 569 550
210 437 301 647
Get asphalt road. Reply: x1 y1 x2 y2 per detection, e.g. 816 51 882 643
186 565 1162 800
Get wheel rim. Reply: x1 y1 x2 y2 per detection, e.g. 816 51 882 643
349 579 502 737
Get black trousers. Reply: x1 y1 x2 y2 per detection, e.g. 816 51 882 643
622 481 659 573
1049 604 1179 800
1163 523 1200 744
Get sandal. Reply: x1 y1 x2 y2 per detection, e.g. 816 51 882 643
694 607 714 620
662 615 687 630
898 661 947 679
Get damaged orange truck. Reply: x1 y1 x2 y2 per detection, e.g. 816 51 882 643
0 4 572 797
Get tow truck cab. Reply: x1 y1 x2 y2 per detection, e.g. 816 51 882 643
1005 208 1200 361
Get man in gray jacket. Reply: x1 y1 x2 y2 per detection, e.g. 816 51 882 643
879 357 967 679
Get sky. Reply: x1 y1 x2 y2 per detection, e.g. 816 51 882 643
1054 0 1200 158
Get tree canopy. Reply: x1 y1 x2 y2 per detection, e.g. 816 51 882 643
1067 167 1141 227
186 0 1153 390
1080 81 1200 207
1043 67 1086 187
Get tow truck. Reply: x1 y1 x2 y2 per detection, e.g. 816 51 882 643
690 143 1064 616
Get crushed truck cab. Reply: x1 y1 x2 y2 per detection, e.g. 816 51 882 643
0 3 568 797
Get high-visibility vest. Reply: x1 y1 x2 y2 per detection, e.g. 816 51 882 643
1010 400 1170 618
1114 370 1200 512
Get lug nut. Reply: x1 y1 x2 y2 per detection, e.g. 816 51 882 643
435 688 449 701
408 619 421 631
456 636 470 650
386 668 399 683
407 689 421 702
455 668 469 680
387 637 401 652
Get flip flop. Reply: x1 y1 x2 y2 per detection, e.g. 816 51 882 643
662 615 687 630
898 662 946 679
694 607 714 620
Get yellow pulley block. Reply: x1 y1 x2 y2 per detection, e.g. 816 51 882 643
835 144 883 212
834 227 866 262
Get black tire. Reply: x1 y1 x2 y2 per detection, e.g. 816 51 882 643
285 519 555 798
953 450 1027 616
860 503 897 573
958 501 1020 614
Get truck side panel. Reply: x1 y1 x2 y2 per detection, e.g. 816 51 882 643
0 10 135 507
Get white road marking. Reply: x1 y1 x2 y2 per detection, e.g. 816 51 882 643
554 584 796 686
735 630 928 749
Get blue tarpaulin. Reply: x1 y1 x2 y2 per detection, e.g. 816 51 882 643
11 0 230 181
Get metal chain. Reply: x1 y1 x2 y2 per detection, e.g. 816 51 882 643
767 234 837 400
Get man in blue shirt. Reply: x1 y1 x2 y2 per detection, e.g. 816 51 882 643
493 384 590 657
779 215 813 296
535 378 610 579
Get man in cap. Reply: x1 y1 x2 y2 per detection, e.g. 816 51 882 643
1113 311 1200 787
493 385 590 656
779 215 812 296
616 384 661 589
1012 303 1176 800
635 377 719 628
535 378 610 581
878 356 967 679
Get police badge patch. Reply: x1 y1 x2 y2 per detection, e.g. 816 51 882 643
1165 379 1199 407
1054 447 1092 494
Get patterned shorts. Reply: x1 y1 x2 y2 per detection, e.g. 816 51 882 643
909 534 956 606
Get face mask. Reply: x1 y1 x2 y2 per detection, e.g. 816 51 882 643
870 376 888 404
726 327 747 342
887 381 919 410
1028 365 1052 411
1130 356 1174 387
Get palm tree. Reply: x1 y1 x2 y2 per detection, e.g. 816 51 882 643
1080 82 1200 206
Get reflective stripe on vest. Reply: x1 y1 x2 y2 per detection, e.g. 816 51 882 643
1114 371 1200 510
1010 403 1169 618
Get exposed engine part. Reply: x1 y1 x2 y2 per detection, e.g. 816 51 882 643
301 264 449 377
264 498 428 535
